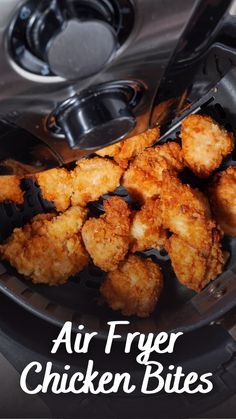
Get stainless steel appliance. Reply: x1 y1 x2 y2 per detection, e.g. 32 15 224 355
0 0 222 173
0 1 236 417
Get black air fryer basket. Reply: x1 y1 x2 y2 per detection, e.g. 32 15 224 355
0 67 236 339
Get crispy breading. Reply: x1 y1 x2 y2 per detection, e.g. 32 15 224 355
95 142 121 159
36 168 72 212
122 166 161 203
35 206 87 238
122 142 184 203
160 172 215 255
132 141 184 175
71 157 123 207
116 128 160 168
130 198 167 252
209 166 236 236
0 206 89 285
96 128 160 168
82 197 131 271
0 175 24 204
100 254 163 317
166 229 224 292
36 158 123 210
180 114 234 178
101 196 131 236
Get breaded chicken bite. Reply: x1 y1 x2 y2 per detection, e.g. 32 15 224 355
96 142 121 159
209 166 236 236
36 158 123 210
116 128 160 168
36 168 72 212
166 229 224 292
160 173 215 255
71 157 123 207
100 254 163 317
0 175 24 204
130 198 167 252
96 128 160 168
122 142 184 203
0 206 89 285
82 196 131 271
180 114 234 178
122 166 161 203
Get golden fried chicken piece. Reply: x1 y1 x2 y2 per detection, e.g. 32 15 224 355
166 229 224 292
96 128 160 168
36 157 123 210
160 173 215 255
71 157 123 207
209 166 236 236
116 128 160 168
36 168 72 212
0 175 24 204
0 206 89 285
95 142 121 159
100 254 163 317
122 166 160 203
82 197 131 272
130 198 167 252
180 114 234 178
122 142 184 203
132 141 184 176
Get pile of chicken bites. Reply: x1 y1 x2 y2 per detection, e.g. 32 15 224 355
0 114 236 318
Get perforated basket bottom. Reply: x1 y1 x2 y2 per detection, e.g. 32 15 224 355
1 70 236 337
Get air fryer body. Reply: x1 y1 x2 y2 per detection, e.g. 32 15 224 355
0 1 236 417
0 0 198 172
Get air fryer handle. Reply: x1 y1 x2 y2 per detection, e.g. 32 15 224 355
150 0 234 128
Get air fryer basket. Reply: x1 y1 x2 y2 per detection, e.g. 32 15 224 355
0 68 236 337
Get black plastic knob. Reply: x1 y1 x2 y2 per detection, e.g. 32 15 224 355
56 91 136 150
26 2 117 80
